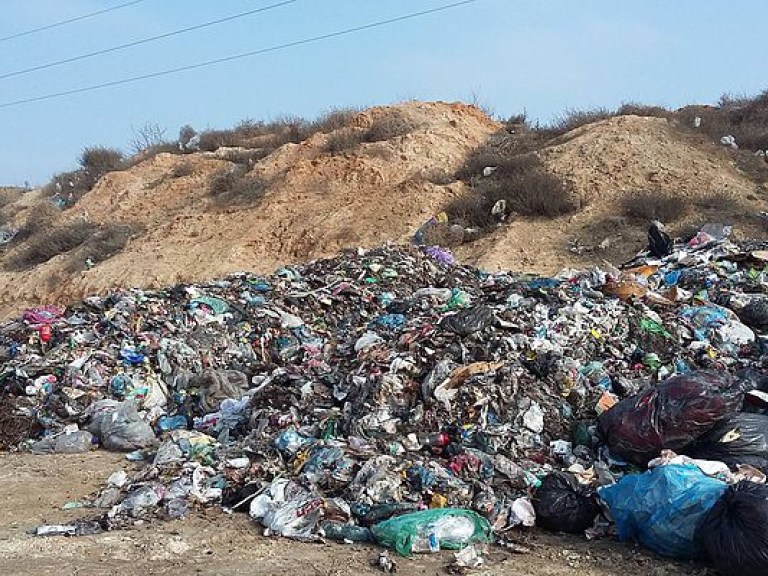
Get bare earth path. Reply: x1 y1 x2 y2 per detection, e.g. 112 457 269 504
0 452 709 576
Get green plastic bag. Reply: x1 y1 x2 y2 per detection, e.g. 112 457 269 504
371 508 492 556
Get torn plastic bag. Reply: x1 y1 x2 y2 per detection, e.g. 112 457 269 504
599 464 727 560
597 371 745 465
30 429 95 454
532 472 599 534
440 306 495 336
698 481 768 576
371 508 492 556
97 401 157 452
249 478 323 540
685 413 768 462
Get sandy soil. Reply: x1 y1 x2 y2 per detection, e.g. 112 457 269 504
0 452 712 576
1 102 766 322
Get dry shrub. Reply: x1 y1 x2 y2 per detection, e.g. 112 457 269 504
12 203 61 243
620 190 687 222
364 111 419 143
447 155 577 229
694 191 734 210
616 102 672 119
311 108 360 133
424 168 455 186
208 166 270 206
79 147 124 172
326 129 365 154
6 221 97 270
547 107 614 136
171 163 194 178
67 223 138 271
677 90 768 153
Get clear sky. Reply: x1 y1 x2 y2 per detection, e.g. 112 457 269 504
1 0 767 185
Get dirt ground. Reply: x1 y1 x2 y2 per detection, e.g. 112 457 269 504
0 452 713 576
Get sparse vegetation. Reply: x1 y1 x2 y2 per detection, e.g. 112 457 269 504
171 163 194 178
447 153 577 231
67 223 139 271
326 129 365 154
129 122 168 155
548 107 614 135
5 221 97 270
620 190 687 222
615 102 672 119
363 111 419 143
79 147 125 173
12 202 61 243
208 166 270 206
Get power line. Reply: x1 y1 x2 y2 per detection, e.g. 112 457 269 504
0 0 302 81
0 0 148 43
0 0 477 110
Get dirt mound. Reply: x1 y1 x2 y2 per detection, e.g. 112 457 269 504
460 114 765 274
0 102 497 319
1 103 766 319
543 115 753 203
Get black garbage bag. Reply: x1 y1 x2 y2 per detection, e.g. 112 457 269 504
698 481 768 576
720 455 768 474
737 298 768 332
532 472 599 533
598 371 745 466
685 413 768 462
648 221 673 258
440 306 495 336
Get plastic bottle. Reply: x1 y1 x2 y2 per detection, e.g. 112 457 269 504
411 514 477 553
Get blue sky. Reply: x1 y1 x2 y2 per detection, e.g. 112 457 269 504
1 0 766 185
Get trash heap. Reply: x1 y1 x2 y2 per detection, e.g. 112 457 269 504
3 231 768 571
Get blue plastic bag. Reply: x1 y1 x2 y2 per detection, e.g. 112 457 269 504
599 464 727 560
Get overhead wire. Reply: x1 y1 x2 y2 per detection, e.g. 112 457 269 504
0 0 148 43
0 0 477 110
0 0 302 81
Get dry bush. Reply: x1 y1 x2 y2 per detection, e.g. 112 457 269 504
219 148 271 166
171 163 194 178
79 147 125 172
616 102 672 118
694 191 734 210
548 107 614 135
364 112 419 143
424 168 455 186
326 129 365 154
446 155 577 229
676 91 768 153
620 190 687 222
12 203 61 243
6 221 97 270
129 122 168 155
208 166 270 206
198 130 243 152
311 108 360 133
67 223 138 271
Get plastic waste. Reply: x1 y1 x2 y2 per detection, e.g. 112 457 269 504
685 413 768 463
698 480 768 576
97 401 157 452
598 371 745 465
371 508 492 556
320 520 372 542
30 429 94 454
532 472 599 534
599 464 727 560
440 306 494 336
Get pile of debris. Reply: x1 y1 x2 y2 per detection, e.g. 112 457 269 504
3 229 768 572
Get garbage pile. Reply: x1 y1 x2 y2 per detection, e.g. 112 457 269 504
3 229 768 570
